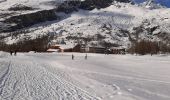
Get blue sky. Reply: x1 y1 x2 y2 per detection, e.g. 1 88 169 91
134 0 170 7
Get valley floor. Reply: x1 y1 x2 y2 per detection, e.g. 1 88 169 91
0 52 170 100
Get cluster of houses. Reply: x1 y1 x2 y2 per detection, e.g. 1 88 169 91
47 43 126 54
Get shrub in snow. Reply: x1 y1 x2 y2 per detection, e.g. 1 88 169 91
128 40 170 55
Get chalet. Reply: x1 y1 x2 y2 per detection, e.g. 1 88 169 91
47 43 107 54
47 45 62 53
111 47 126 54
47 44 74 53
73 44 105 53
88 46 105 53
72 44 89 53
47 49 59 53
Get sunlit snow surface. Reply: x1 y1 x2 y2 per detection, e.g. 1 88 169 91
0 52 170 100
0 0 62 10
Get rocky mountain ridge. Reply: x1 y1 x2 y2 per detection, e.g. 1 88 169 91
0 0 170 51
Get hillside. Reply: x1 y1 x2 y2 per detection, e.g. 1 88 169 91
0 0 170 51
134 0 170 8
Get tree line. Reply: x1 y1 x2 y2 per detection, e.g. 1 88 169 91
128 40 170 55
0 35 49 52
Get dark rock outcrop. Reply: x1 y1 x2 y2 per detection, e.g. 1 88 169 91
8 4 34 11
80 0 131 10
3 9 58 32
1 0 132 32
56 1 79 13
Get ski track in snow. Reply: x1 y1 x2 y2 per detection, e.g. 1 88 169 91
0 52 170 100
0 55 99 100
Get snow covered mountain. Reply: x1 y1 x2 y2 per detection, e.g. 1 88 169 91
0 0 170 49
134 0 170 8
0 0 62 10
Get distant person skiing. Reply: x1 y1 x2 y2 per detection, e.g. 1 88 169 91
72 54 74 60
14 50 17 56
104 49 109 55
85 54 87 60
10 51 13 56
104 50 107 55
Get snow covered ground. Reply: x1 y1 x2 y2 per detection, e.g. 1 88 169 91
0 0 63 10
0 52 170 100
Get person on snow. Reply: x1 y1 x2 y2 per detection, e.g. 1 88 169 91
85 54 87 60
72 54 74 60
14 50 17 56
10 51 13 56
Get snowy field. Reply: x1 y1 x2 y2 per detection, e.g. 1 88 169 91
0 52 170 100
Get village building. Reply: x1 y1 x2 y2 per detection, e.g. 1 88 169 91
72 44 105 53
110 47 126 54
47 39 125 54
47 44 74 53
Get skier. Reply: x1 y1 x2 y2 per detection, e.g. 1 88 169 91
14 50 17 56
72 54 74 60
10 51 13 56
85 54 87 60
104 50 107 55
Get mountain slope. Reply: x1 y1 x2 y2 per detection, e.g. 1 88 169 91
134 0 170 8
0 0 170 49
0 0 60 10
